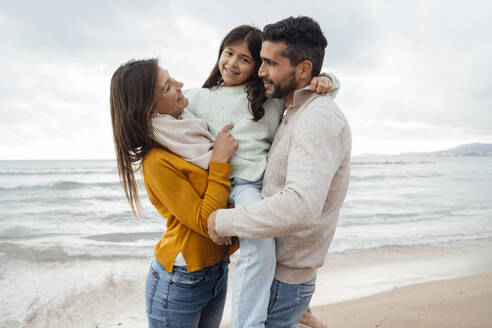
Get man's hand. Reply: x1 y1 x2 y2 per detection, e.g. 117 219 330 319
208 211 232 245
310 75 332 94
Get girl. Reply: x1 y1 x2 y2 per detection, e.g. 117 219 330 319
182 25 339 327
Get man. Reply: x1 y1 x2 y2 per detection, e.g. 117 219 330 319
208 16 352 327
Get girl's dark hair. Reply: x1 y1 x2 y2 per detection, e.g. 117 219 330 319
110 58 159 217
203 25 266 121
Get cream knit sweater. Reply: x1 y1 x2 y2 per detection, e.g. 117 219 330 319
215 86 352 284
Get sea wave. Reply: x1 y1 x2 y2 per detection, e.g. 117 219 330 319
330 233 492 253
350 172 443 181
83 231 163 243
339 211 423 225
0 181 121 191
338 207 489 227
3 231 491 263
0 194 126 205
0 227 68 241
0 242 151 263
15 268 147 328
0 168 117 176
351 161 434 166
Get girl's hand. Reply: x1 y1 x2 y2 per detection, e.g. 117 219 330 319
211 123 238 163
310 76 332 94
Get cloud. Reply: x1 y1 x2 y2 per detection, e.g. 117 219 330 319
0 0 491 159
335 1 492 142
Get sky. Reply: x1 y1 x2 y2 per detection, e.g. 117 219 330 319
1 0 491 159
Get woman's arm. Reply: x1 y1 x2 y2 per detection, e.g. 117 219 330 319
144 157 232 238
144 123 237 238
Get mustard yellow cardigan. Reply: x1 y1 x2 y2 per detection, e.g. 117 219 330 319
142 147 238 272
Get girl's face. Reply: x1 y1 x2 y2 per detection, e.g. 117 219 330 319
153 67 189 119
218 41 256 87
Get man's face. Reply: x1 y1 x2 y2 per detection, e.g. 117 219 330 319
258 41 298 99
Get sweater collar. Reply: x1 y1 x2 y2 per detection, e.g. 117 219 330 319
290 86 316 108
211 84 247 93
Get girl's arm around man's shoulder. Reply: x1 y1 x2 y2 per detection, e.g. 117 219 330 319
319 71 341 98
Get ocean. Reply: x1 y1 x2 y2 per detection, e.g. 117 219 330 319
1 156 492 327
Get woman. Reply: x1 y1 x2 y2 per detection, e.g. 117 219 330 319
110 58 239 327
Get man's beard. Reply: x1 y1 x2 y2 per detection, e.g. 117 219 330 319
264 70 297 99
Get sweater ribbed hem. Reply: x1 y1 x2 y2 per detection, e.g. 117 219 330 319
215 208 234 237
274 263 317 285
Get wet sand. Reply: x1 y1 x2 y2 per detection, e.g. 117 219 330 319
311 272 492 328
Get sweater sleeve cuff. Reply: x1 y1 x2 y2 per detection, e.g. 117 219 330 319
215 208 236 237
319 72 340 98
209 161 233 180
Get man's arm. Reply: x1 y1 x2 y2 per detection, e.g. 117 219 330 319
212 103 348 239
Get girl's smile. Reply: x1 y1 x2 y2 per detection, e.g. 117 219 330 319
218 41 255 87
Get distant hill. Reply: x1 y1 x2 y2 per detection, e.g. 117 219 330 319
354 143 492 160
429 143 492 156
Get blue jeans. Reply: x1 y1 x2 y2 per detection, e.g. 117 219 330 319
145 257 229 328
265 276 317 328
229 178 276 328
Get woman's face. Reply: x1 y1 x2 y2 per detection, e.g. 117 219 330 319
153 67 189 119
218 41 256 87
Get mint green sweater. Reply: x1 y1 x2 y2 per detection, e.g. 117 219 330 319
184 86 284 182
184 74 340 182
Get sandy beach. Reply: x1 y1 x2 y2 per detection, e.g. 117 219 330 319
26 270 491 328
253 238 492 328
311 272 492 328
19 239 492 327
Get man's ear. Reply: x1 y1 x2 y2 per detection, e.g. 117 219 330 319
296 60 313 79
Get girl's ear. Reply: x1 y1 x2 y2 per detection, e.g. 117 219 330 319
297 60 313 79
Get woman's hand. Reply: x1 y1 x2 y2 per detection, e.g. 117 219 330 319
211 123 238 163
310 75 332 94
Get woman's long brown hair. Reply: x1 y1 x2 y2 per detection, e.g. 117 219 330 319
203 25 267 121
110 59 159 218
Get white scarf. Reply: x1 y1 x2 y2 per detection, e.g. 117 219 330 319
151 110 213 169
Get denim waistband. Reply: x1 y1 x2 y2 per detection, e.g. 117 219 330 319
169 257 230 274
230 177 262 187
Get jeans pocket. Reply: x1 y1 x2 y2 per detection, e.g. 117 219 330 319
146 261 162 316
171 271 207 288
298 281 316 298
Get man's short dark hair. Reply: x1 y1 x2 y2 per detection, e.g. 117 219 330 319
262 16 327 77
